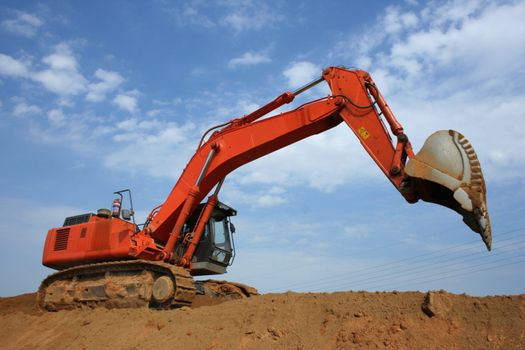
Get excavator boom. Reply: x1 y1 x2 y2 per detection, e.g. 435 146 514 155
39 66 492 310
145 67 491 254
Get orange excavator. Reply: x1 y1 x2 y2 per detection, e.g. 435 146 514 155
38 67 491 310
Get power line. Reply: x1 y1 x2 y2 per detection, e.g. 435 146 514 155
267 227 525 292
236 204 525 283
373 254 525 291
308 241 525 292
302 237 525 292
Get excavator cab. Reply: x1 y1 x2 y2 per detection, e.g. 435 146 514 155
185 201 237 276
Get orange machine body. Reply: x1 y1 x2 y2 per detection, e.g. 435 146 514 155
147 68 414 247
41 66 490 274
42 67 417 270
42 215 136 270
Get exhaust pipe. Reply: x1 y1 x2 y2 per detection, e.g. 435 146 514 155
405 130 492 250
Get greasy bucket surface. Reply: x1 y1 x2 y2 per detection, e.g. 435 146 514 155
405 130 492 250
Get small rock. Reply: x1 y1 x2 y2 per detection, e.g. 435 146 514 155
390 325 402 334
267 327 283 339
422 291 451 318
422 291 447 317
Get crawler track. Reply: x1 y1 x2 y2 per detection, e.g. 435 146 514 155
37 260 196 311
196 279 259 300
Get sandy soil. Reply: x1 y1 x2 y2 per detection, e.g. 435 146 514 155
0 290 524 349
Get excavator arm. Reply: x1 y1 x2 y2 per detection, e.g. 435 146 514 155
38 66 492 311
139 67 491 263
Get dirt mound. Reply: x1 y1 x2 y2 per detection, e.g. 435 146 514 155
0 290 524 349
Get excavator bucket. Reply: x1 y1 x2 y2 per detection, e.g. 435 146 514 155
405 130 492 250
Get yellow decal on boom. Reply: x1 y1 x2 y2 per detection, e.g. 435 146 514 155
358 126 370 140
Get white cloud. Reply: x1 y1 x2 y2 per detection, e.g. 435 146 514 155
221 9 279 31
343 225 370 239
113 90 139 113
229 126 379 193
12 101 42 116
282 61 321 88
390 2 525 83
86 69 124 102
228 52 271 68
146 109 162 117
214 98 259 119
104 119 196 178
330 0 525 184
0 45 90 97
1 11 43 38
1 46 128 102
189 67 206 76
220 1 284 32
168 1 284 32
47 109 65 126
383 6 418 34
224 185 288 208
31 44 87 95
7 0 524 209
221 12 252 31
425 0 486 28
221 0 525 195
56 97 74 107
0 53 30 77
179 4 215 28
336 1 525 85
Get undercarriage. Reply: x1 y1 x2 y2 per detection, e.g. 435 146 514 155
38 260 257 311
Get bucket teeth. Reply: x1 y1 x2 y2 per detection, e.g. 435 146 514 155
405 130 492 250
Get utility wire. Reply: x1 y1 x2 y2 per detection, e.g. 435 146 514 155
267 227 525 292
305 240 525 292
300 235 525 292
236 203 525 283
371 254 525 291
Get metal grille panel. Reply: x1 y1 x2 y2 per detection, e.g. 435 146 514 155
63 213 92 227
54 228 70 251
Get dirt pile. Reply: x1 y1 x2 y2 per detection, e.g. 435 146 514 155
0 290 524 349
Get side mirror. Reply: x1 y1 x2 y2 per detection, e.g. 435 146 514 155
121 209 133 221
229 222 236 234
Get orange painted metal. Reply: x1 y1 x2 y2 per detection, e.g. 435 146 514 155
147 67 415 247
149 96 345 245
43 67 417 269
179 193 219 267
162 185 200 260
235 91 295 125
42 216 136 269
363 74 404 136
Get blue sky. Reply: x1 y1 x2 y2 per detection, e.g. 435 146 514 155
1 0 524 297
